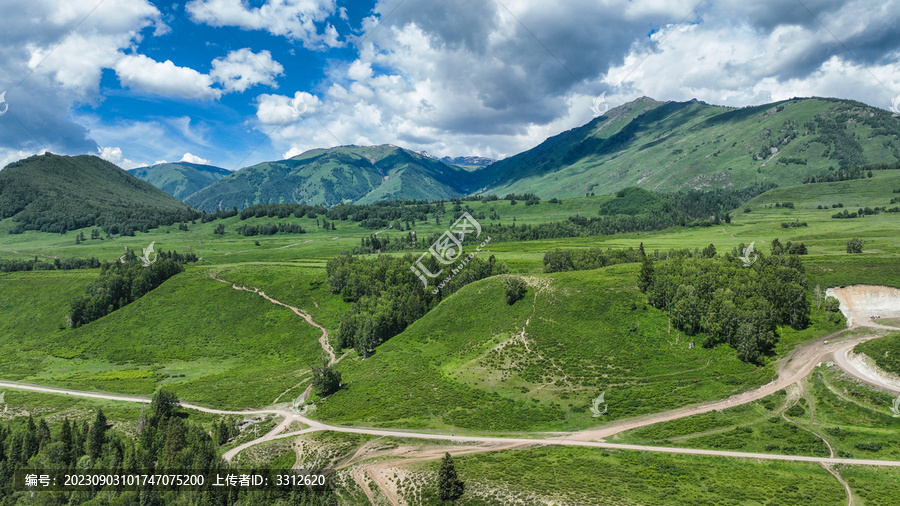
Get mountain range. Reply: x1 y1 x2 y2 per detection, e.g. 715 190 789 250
480 96 900 197
129 162 232 200
5 96 900 215
183 145 479 211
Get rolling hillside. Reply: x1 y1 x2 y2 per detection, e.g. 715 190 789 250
129 161 232 200
0 153 197 234
185 145 478 211
478 96 900 197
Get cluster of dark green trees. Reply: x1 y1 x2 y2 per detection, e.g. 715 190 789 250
7 207 201 236
479 212 699 243
504 277 528 305
68 253 186 327
0 390 334 504
639 245 811 364
543 246 647 273
768 239 808 256
353 232 420 254
326 253 506 356
0 256 101 273
832 206 900 219
311 359 342 397
474 184 774 243
543 243 732 274
235 223 305 236
802 166 878 184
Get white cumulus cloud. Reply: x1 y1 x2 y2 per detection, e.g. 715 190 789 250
180 152 211 165
210 48 284 93
114 54 221 100
186 0 342 49
97 146 143 169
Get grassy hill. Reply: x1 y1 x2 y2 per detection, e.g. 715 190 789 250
479 96 900 197
0 153 196 234
185 145 479 211
0 268 326 408
313 267 778 431
129 161 232 200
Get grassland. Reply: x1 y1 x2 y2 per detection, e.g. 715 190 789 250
856 333 900 374
2 171 900 502
313 267 780 431
616 361 900 461
415 446 848 505
2 172 899 418
0 269 325 408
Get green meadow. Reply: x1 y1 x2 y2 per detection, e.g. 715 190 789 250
1 173 900 503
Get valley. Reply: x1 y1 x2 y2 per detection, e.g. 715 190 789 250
2 157 900 503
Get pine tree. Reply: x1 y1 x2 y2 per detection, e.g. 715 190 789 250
438 452 465 501
162 417 187 469
312 359 342 396
60 418 74 466
638 256 655 292
87 408 107 458
150 389 180 426
37 418 51 449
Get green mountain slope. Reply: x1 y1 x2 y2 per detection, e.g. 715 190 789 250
315 267 771 431
0 153 196 234
185 145 478 211
129 162 232 200
479 96 900 197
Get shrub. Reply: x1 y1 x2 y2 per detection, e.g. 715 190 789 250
784 404 805 417
312 359 342 397
505 277 528 305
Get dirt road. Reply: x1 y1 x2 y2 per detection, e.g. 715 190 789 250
567 326 869 441
210 274 338 364
1 378 898 468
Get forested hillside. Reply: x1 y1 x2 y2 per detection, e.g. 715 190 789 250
0 154 198 234
186 145 479 211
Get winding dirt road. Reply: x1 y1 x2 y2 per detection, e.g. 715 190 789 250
568 325 886 442
210 274 337 364
1 372 898 468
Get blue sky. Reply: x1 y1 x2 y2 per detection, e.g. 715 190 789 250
1 0 899 171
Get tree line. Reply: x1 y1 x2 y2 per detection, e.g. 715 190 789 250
0 256 101 273
68 251 192 327
543 244 711 273
326 253 507 356
235 223 305 236
0 390 334 504
639 246 811 364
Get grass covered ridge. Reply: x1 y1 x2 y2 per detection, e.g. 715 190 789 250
314 265 773 431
